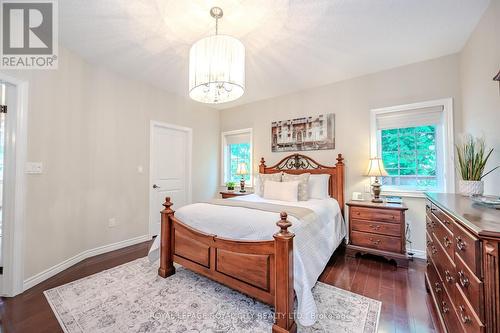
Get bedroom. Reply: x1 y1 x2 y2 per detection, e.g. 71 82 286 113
0 0 499 332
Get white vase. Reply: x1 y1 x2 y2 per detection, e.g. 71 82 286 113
458 180 484 196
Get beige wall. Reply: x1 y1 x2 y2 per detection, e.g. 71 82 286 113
460 0 500 195
1 47 219 279
220 54 462 256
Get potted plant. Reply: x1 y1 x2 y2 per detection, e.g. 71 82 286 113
226 181 236 191
456 136 499 196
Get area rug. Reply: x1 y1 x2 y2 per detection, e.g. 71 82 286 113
44 258 381 333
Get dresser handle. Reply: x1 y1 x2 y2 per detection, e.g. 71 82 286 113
434 282 442 293
456 237 466 251
426 240 432 247
444 270 454 283
369 224 381 230
458 270 470 288
431 246 437 255
458 305 471 324
443 236 451 248
441 301 449 314
369 238 381 245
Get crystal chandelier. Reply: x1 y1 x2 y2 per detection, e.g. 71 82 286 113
189 7 245 104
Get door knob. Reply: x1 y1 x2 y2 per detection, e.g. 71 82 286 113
153 184 160 189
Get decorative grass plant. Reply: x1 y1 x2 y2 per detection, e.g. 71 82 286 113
456 136 498 181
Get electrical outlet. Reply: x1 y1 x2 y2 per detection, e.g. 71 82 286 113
108 217 118 227
25 162 43 174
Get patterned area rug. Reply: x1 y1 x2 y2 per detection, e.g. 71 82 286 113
45 258 381 333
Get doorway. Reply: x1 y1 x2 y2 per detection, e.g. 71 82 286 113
149 121 192 237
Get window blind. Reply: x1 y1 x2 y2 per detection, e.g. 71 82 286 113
225 132 251 145
376 105 444 130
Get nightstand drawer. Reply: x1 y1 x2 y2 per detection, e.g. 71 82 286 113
350 206 401 224
350 231 402 253
351 219 401 237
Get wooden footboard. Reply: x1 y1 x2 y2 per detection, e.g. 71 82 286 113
159 197 297 333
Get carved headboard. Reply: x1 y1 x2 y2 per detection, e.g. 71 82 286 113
259 153 345 215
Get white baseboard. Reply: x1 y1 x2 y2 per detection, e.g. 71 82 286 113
23 234 150 292
407 248 426 260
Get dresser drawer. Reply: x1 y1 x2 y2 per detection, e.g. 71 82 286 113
433 233 456 296
454 223 482 277
456 253 484 322
427 231 438 260
430 203 455 232
350 206 401 224
432 215 454 260
440 286 463 333
350 231 402 253
351 219 401 237
455 285 485 333
427 257 444 304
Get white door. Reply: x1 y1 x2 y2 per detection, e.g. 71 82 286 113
149 122 192 237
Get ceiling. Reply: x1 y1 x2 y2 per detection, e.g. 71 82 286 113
59 0 490 109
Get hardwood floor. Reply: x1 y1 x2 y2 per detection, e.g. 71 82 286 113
0 241 437 333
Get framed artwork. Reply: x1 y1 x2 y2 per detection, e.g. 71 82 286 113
271 113 335 152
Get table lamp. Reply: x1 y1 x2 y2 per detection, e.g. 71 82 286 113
365 157 388 203
236 162 248 193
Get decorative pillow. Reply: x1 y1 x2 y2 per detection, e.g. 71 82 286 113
308 174 330 199
282 173 310 201
263 180 299 202
255 173 282 196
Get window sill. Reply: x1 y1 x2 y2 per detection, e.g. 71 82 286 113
381 190 427 198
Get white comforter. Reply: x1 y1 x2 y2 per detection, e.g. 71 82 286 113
148 194 346 326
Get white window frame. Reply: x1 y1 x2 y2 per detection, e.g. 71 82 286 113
370 98 455 197
221 128 253 187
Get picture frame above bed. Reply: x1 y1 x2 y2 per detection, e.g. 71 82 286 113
271 113 335 152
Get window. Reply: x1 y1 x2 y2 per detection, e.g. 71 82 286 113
370 99 454 194
221 129 252 186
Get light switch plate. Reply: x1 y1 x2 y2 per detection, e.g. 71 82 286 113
25 162 43 174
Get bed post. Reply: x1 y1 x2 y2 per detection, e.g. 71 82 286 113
158 197 176 278
273 212 297 333
335 154 345 215
259 157 267 173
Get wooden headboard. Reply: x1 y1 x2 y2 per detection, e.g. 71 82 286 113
259 153 345 215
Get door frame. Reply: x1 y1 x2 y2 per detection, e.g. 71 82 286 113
149 121 192 238
0 73 29 297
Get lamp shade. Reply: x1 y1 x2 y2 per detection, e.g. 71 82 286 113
365 158 388 177
236 162 248 175
189 34 245 104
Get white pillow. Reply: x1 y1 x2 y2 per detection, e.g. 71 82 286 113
282 173 310 201
255 173 282 196
308 174 330 199
263 180 299 202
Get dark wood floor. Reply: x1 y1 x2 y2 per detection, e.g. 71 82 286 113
0 241 438 333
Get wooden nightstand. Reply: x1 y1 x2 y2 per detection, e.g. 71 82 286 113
219 191 252 199
346 200 409 267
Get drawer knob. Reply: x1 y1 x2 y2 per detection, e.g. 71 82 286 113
444 270 454 283
458 305 471 324
441 301 449 314
369 224 381 230
456 237 466 251
431 246 437 255
434 282 442 293
369 238 381 245
458 270 470 288
443 236 451 248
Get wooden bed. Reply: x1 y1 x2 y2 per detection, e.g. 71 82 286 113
158 153 345 333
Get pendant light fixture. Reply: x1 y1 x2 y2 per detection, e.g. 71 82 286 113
189 7 245 104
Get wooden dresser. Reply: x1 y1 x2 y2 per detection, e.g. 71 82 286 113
425 193 500 333
346 201 409 267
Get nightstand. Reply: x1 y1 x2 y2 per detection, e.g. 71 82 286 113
220 191 252 199
346 200 409 268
